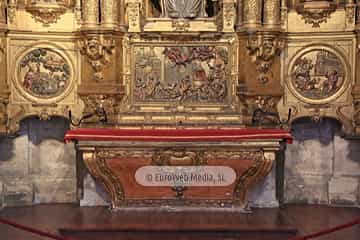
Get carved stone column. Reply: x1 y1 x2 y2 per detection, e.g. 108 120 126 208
242 0 262 28
101 0 119 29
263 0 281 29
82 0 99 28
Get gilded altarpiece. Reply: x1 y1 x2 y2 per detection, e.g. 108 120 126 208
0 0 359 209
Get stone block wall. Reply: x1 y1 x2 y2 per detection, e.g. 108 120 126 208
0 118 77 207
285 118 360 206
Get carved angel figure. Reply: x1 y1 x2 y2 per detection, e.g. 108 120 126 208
159 0 207 18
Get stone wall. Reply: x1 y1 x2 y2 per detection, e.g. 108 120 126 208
285 118 360 206
0 118 76 208
1 117 359 209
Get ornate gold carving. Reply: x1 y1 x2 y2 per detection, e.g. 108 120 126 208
246 34 284 84
238 95 281 126
151 149 207 166
233 150 274 209
79 36 115 81
82 0 99 28
7 0 16 24
263 0 281 27
83 151 124 209
242 0 262 28
171 19 190 31
295 1 336 28
126 0 142 33
345 4 356 25
101 0 119 28
80 94 121 123
25 1 73 26
222 0 236 32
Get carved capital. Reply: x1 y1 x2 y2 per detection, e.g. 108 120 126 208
246 34 284 84
79 35 115 81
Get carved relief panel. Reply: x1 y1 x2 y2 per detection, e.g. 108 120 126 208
282 38 355 132
7 38 82 133
119 36 241 125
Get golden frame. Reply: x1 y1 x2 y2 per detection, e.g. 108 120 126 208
11 41 76 104
286 44 351 105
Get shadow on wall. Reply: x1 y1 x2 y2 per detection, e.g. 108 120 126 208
0 116 70 162
290 117 342 145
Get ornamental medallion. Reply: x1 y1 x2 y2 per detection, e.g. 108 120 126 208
18 48 71 99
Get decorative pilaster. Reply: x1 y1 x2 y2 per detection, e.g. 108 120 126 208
101 0 119 29
222 0 236 32
242 0 262 29
280 0 288 30
126 0 142 33
236 0 243 29
345 0 356 29
263 0 281 29
7 0 16 24
0 0 6 29
82 0 99 28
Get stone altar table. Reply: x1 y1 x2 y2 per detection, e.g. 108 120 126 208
65 128 292 211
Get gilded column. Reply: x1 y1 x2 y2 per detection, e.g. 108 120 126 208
82 0 99 28
263 0 281 29
242 0 262 28
101 0 119 29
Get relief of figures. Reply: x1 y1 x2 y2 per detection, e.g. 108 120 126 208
18 48 71 98
150 0 207 18
134 46 228 104
291 50 344 100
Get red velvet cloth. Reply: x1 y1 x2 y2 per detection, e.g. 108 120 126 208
64 128 292 144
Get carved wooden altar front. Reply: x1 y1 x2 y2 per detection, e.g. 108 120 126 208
65 128 292 210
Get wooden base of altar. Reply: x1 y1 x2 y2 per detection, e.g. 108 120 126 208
59 207 297 240
65 128 292 211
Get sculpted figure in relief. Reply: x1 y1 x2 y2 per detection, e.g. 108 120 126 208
160 0 207 18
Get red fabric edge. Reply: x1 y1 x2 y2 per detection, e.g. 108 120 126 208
64 128 292 144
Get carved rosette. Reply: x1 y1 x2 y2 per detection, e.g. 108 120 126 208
246 34 284 84
238 95 282 126
295 1 336 28
79 36 115 81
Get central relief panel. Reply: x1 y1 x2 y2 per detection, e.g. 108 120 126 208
131 44 231 106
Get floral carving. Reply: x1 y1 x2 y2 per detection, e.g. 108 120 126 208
79 36 115 81
296 1 336 28
25 0 73 26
